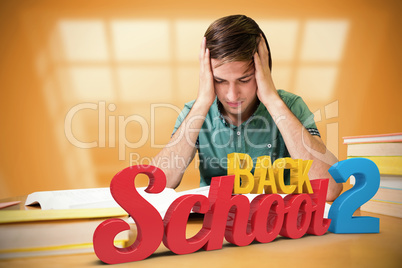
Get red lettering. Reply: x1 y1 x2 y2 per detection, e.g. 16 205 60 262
93 165 166 264
252 194 285 243
307 179 331 235
280 194 313 238
93 166 331 264
225 194 254 246
202 175 236 251
163 194 210 254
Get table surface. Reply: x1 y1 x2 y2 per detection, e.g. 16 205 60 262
0 195 401 268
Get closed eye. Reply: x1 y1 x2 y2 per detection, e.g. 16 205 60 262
239 79 252 83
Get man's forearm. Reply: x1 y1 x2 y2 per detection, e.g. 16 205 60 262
152 100 210 188
263 97 342 201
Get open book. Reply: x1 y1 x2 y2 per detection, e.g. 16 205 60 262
25 186 330 218
25 186 211 219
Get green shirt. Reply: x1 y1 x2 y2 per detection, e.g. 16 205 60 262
173 90 319 187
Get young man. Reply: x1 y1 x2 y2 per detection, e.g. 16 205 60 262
153 15 342 201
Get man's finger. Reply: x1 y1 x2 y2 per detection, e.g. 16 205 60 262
254 52 262 74
258 36 269 68
199 37 206 72
204 48 212 75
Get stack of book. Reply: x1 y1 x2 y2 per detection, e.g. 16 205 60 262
0 188 132 259
0 186 203 259
344 133 402 218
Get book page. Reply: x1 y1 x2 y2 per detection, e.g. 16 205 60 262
25 187 178 210
25 188 117 210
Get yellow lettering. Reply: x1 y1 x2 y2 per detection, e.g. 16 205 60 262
252 156 277 194
298 160 314 194
228 153 254 194
227 153 314 194
273 158 297 194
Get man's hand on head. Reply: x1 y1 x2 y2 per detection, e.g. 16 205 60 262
253 35 280 106
196 37 216 107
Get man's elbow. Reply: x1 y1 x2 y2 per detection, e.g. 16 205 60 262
326 181 343 202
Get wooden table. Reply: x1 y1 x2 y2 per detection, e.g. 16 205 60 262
0 196 401 268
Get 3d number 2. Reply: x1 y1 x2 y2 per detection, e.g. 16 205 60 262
328 158 380 233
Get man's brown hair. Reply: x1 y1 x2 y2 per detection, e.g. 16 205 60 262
204 15 272 70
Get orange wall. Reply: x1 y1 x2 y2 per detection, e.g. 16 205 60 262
0 0 401 198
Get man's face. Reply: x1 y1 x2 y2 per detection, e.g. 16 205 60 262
211 59 258 124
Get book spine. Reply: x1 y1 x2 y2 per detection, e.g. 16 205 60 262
343 133 402 144
347 156 402 176
347 142 402 157
372 188 402 203
0 240 127 259
360 200 402 218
